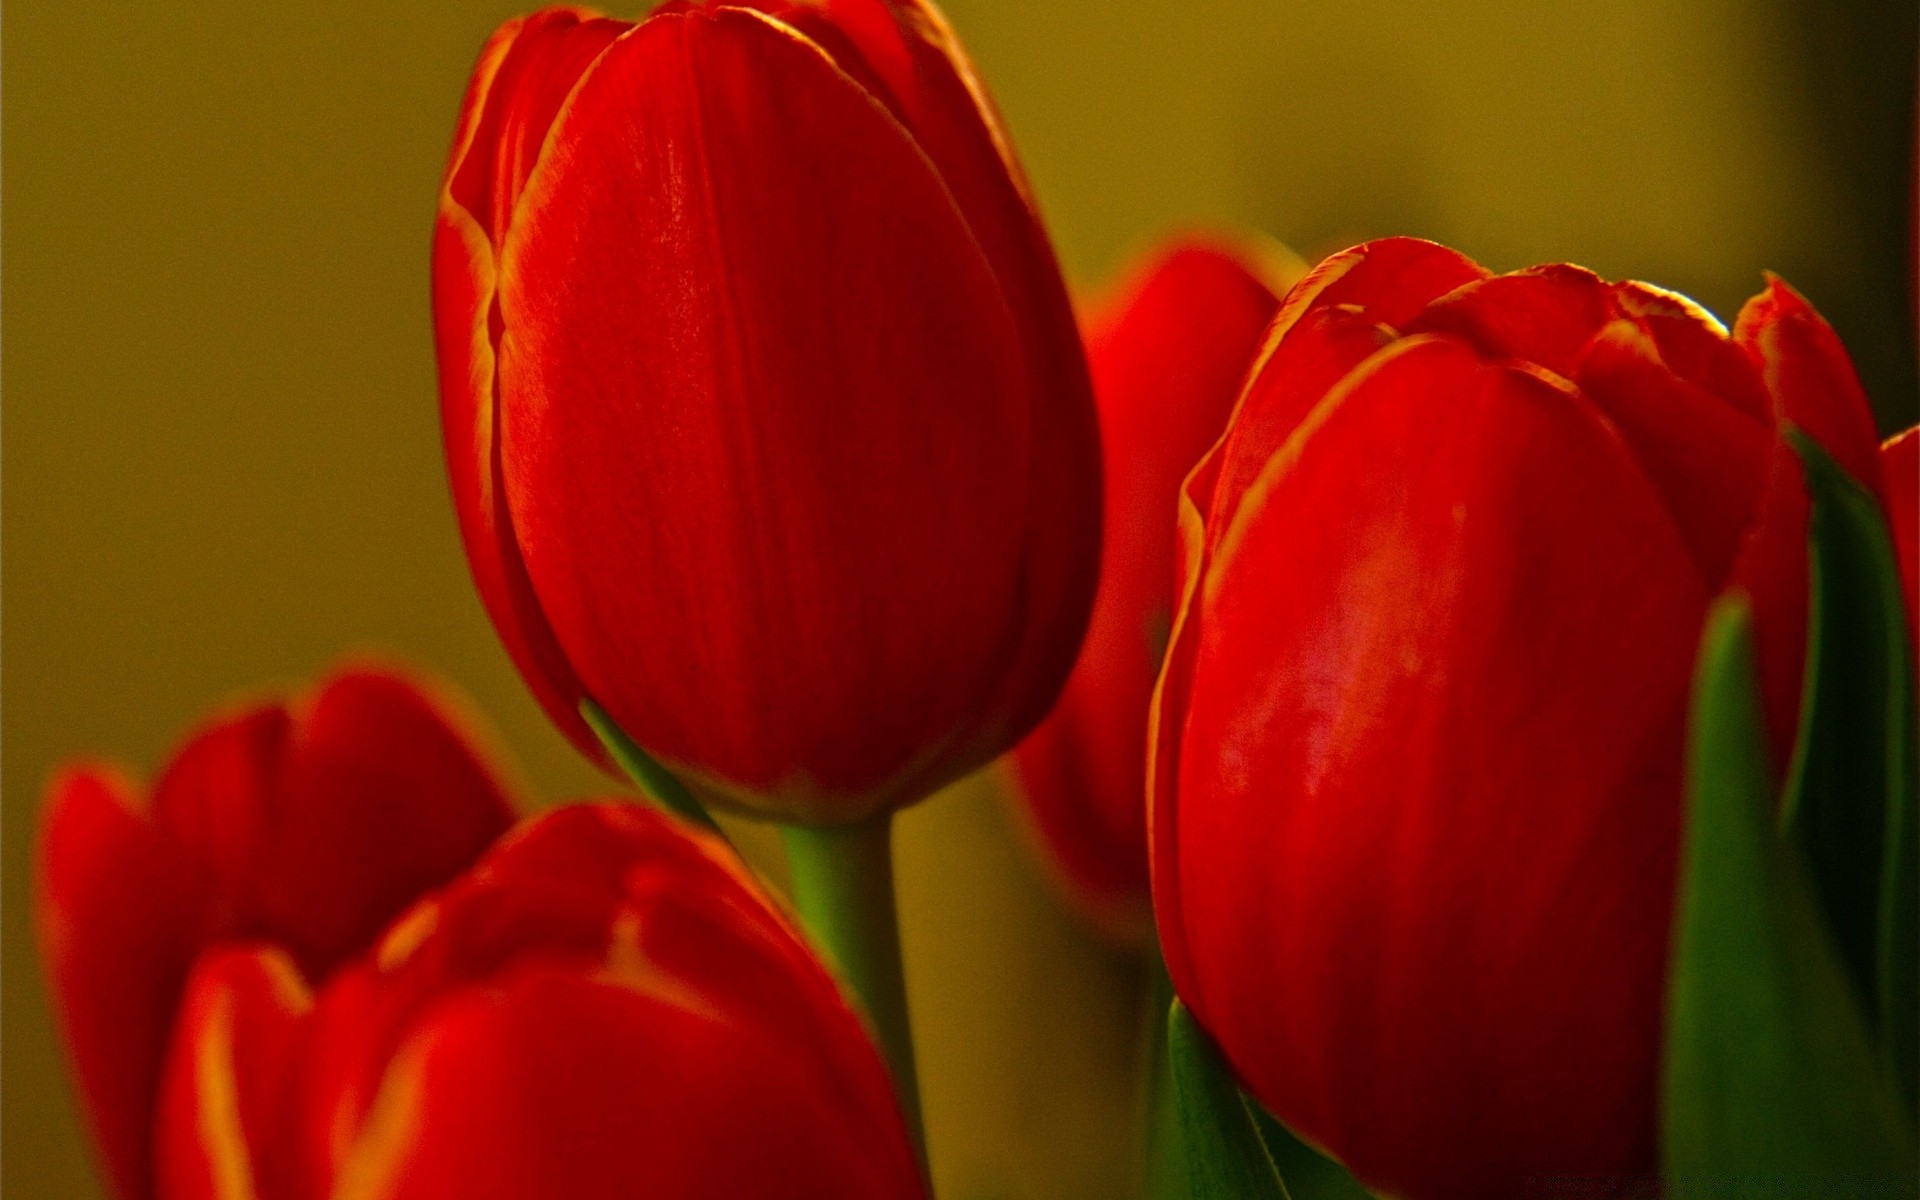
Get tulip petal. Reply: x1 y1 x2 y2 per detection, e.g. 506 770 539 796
1168 336 1707 1197
150 670 516 982
36 768 207 1200
1405 263 1616 380
499 8 1034 818
445 10 630 251
1882 427 1919 652
434 188 606 766
1206 305 1395 550
331 967 922 1200
153 947 314 1200
308 804 922 1200
259 671 518 979
1613 281 1770 421
1261 236 1488 347
435 10 632 769
1735 277 1886 497
1576 318 1773 586
743 0 1105 768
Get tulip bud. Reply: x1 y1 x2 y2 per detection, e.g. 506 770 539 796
433 3 1100 825
1008 237 1284 941
154 803 927 1200
1147 238 1893 1198
35 668 517 1200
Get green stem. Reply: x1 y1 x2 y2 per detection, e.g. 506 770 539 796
781 816 928 1179
579 699 720 834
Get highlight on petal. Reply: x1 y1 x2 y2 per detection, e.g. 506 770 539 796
152 947 313 1200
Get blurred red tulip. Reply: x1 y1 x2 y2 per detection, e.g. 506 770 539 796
433 2 1099 824
1009 238 1284 941
35 667 517 1200
1148 238 1893 1199
152 803 926 1200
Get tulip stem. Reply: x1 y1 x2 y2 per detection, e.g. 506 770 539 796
579 699 720 834
781 816 928 1180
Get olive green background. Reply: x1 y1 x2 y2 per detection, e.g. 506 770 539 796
5 2 1914 1197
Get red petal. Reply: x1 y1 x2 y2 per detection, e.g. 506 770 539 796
153 947 313 1200
1404 264 1616 379
1012 238 1279 938
151 668 517 983
1265 236 1489 341
328 968 923 1200
444 9 630 250
306 803 921 1200
1612 281 1770 421
256 670 518 979
35 769 206 1200
435 18 616 766
1166 336 1705 1197
1882 427 1919 657
1576 319 1773 586
1205 304 1395 550
498 9 1035 819
1735 276 1886 496
433 205 606 767
745 0 1104 768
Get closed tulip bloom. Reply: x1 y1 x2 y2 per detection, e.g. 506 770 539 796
1009 238 1283 940
153 803 926 1200
35 667 518 1200
433 2 1099 824
1148 238 1894 1198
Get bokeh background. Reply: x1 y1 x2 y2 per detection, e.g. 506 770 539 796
5 1 1914 1197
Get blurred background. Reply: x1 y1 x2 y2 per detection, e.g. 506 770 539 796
4 1 1914 1197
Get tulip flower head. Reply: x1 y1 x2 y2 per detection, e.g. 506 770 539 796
35 667 518 1200
1147 238 1896 1199
434 2 1100 825
153 803 928 1200
1009 237 1285 942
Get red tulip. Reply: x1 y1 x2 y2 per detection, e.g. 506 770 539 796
1147 238 1892 1198
1009 238 1282 940
35 667 518 1200
1885 426 1918 650
152 802 926 1200
433 3 1099 823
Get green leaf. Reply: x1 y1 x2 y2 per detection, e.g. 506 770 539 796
578 698 720 833
1783 432 1919 1106
1663 598 1917 1194
1166 1000 1291 1200
1246 1104 1374 1200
